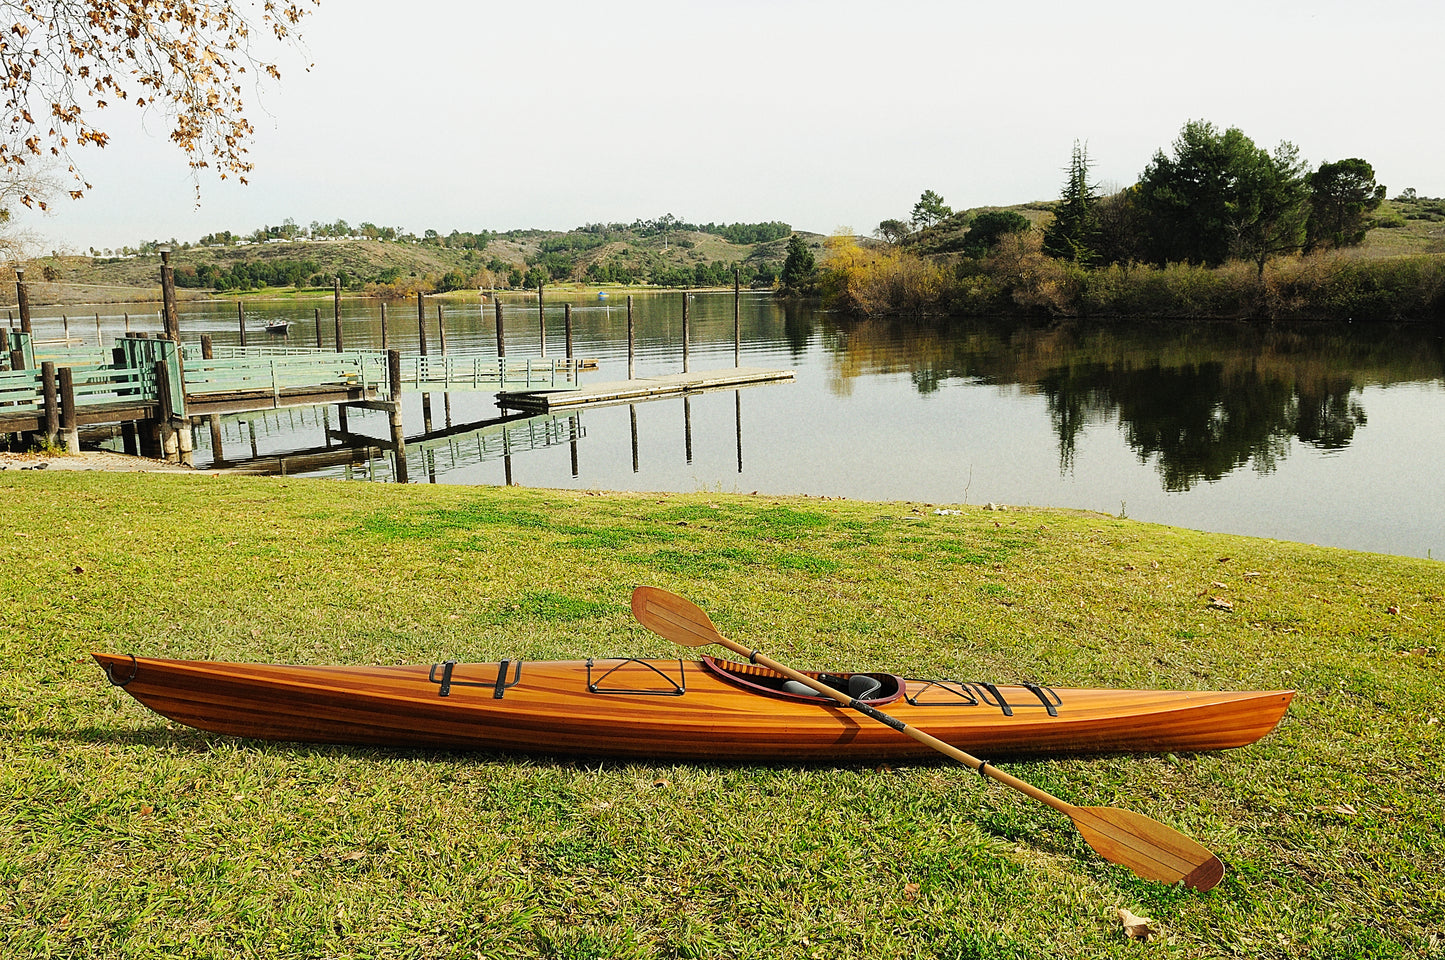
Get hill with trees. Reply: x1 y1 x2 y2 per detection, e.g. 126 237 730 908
13 218 819 305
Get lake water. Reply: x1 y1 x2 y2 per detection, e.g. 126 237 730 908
27 292 1445 559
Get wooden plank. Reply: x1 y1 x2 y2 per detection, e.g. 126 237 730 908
497 367 794 412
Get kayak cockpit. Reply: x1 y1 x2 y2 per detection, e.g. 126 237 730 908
700 656 905 705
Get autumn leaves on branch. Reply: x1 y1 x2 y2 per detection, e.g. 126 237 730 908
1 0 317 208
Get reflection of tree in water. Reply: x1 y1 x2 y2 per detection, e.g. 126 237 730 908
1039 362 1367 491
782 300 813 359
819 316 1417 492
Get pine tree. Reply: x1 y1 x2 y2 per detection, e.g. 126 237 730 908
1043 141 1099 263
780 234 816 290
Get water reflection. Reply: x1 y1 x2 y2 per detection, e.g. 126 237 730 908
824 317 1434 492
24 292 1442 555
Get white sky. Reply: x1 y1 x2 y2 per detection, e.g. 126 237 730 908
18 0 1445 252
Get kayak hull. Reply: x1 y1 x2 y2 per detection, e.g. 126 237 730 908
92 653 1293 761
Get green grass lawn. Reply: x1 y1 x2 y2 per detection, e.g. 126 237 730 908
1 473 1440 959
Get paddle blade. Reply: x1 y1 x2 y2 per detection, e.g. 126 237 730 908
1070 806 1224 890
631 587 726 648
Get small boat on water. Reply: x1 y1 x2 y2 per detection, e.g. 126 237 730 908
264 320 291 334
92 652 1293 761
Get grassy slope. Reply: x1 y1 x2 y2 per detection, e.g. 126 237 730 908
22 229 815 306
1 473 1440 959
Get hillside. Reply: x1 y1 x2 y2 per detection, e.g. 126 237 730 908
7 223 822 307
10 195 1440 309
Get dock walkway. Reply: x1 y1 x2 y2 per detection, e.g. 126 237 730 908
497 367 794 413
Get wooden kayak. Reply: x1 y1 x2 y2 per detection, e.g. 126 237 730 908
92 652 1293 762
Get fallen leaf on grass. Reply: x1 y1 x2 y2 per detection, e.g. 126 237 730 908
902 882 921 900
1116 907 1156 940
342 851 366 862
1207 597 1234 612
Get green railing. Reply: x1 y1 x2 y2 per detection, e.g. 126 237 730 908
400 354 585 391
0 366 42 411
181 351 388 403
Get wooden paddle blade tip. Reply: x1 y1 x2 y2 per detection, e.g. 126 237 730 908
1183 855 1225 892
1072 806 1223 891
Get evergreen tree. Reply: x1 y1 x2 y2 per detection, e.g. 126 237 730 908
1042 141 1100 263
1306 159 1386 251
1136 120 1309 270
963 211 1030 258
780 234 816 290
911 190 953 229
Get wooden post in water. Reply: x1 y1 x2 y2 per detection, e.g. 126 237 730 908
734 266 741 366
15 268 31 335
159 250 180 342
62 314 70 345
417 292 428 356
314 308 323 348
154 358 178 461
58 366 80 454
682 292 690 373
538 283 547 358
380 301 389 350
41 361 59 445
387 348 408 483
495 300 505 357
333 277 342 334
627 295 635 379
237 302 247 347
95 313 102 347
333 305 349 433
564 303 573 360
629 403 639 472
437 303 447 355
202 335 224 463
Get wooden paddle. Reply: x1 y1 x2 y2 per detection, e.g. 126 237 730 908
631 586 1225 891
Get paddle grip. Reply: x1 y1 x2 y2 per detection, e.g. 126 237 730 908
849 699 907 732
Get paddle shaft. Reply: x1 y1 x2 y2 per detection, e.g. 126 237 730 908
629 586 1225 889
713 635 1075 818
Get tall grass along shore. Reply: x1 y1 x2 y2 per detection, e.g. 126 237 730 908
1 473 1440 959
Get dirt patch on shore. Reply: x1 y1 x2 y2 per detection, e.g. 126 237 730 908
0 450 195 473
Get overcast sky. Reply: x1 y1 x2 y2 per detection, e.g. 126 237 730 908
18 0 1445 252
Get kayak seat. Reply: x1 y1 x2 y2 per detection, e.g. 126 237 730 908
701 656 904 706
781 674 882 701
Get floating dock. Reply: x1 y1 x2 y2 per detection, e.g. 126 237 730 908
497 367 794 413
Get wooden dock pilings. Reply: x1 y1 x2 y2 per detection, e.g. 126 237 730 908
6 265 765 480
